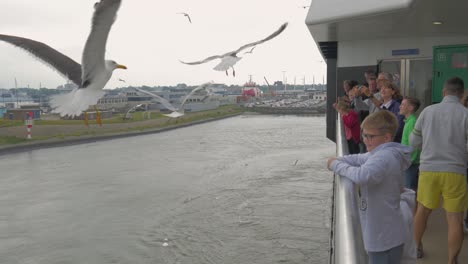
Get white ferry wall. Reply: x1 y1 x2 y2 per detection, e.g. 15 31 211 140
338 36 468 112
306 0 468 142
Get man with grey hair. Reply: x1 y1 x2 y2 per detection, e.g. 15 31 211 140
354 71 381 114
410 76 468 264
378 72 394 83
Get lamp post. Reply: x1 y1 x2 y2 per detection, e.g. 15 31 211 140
282 71 287 92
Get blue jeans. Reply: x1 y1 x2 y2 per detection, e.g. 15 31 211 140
368 244 404 264
404 163 419 191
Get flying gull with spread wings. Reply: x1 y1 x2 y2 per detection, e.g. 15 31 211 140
135 82 212 118
0 0 126 118
177 12 192 24
180 22 288 77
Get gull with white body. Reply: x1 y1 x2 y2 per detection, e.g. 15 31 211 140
180 22 288 77
0 0 126 120
135 82 213 118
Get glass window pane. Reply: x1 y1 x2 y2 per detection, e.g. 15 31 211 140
409 59 433 114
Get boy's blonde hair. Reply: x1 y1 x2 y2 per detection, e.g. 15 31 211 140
361 110 398 138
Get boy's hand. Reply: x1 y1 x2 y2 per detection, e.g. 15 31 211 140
327 157 337 170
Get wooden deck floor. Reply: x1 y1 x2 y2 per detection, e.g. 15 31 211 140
416 208 468 264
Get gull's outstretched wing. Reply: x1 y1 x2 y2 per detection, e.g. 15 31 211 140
180 23 287 67
134 87 177 112
233 22 288 54
243 46 256 54
179 82 212 109
81 0 121 88
177 13 192 23
179 54 225 65
0 34 82 85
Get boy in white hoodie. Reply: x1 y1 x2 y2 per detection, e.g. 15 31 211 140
328 110 412 264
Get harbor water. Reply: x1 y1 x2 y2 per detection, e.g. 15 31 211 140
0 115 334 264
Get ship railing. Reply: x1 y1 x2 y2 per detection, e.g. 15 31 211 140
329 115 368 264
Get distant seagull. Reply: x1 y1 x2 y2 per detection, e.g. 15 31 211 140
118 78 126 83
0 0 126 118
135 82 212 118
242 46 256 55
180 22 288 77
300 6 310 9
177 12 192 24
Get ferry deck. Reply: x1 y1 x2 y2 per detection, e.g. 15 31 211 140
305 0 468 263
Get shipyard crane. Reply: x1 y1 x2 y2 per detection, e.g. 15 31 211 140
263 76 276 97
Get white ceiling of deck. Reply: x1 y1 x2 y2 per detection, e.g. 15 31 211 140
306 0 468 43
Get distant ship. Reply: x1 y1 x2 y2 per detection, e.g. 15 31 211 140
242 78 263 97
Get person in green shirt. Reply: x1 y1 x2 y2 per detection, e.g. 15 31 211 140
399 97 421 191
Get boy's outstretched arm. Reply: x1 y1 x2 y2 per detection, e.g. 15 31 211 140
327 153 369 169
329 154 388 185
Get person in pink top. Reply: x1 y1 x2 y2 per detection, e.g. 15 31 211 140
336 101 361 154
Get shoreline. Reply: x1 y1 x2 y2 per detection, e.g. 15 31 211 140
0 112 242 156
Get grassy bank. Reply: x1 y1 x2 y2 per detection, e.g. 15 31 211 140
0 105 243 147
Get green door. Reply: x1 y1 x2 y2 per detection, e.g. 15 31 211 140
433 45 468 103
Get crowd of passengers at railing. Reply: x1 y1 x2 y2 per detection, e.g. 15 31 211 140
328 71 467 264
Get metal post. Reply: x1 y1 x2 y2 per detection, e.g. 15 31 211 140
25 111 33 139
282 71 286 92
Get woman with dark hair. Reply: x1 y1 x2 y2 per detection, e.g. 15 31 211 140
341 80 358 103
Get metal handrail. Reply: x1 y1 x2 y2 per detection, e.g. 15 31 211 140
330 115 368 264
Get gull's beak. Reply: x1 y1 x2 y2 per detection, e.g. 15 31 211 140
116 64 127 70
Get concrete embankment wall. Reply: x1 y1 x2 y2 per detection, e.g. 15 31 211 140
249 107 326 115
0 113 242 156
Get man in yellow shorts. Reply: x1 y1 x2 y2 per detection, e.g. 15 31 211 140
410 77 468 264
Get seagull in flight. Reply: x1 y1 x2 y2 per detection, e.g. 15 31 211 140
0 0 126 118
300 6 310 9
180 22 288 77
177 12 192 24
118 78 126 83
135 82 212 118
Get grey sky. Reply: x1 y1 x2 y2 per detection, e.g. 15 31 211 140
0 0 325 89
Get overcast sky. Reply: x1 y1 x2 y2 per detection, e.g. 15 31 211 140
0 0 325 89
